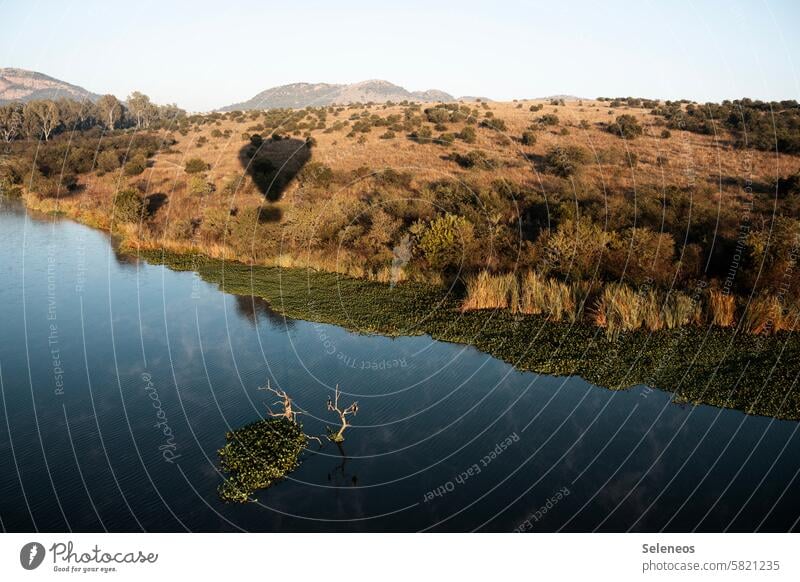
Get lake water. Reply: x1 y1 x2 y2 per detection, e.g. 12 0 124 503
1 197 799 532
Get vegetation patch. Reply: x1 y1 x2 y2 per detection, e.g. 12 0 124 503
217 417 307 503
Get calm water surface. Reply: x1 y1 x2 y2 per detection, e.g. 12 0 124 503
1 197 799 532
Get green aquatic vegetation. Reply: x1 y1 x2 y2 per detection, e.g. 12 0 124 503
140 249 800 421
217 417 307 503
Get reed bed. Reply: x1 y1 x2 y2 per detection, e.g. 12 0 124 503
462 269 792 337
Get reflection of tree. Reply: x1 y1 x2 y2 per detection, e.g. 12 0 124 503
233 294 296 330
327 441 359 488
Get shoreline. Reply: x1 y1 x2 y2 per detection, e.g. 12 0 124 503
11 192 800 421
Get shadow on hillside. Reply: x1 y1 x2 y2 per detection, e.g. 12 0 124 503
238 138 311 202
145 193 168 216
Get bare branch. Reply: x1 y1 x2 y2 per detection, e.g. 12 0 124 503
326 384 358 442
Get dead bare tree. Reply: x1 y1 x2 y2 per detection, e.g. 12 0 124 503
326 384 358 443
259 380 298 422
258 381 323 446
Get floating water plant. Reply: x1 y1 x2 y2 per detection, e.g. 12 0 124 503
217 416 307 503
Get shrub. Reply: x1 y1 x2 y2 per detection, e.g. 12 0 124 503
458 126 477 143
112 188 144 223
185 157 208 174
538 114 559 126
416 213 474 270
97 150 120 173
452 150 493 169
776 172 800 198
189 174 215 195
608 114 644 139
480 118 507 132
124 155 146 176
409 126 433 143
660 128 672 139
544 145 587 178
298 162 334 189
521 131 537 145
434 133 455 146
379 130 395 139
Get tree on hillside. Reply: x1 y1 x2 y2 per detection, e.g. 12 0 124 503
127 91 153 129
97 94 123 131
0 102 24 142
23 100 60 141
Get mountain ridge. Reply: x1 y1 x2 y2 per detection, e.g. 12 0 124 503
219 79 489 111
0 67 100 103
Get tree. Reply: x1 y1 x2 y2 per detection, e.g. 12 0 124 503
326 385 358 443
259 381 300 422
127 91 152 129
24 100 60 141
97 94 123 131
0 102 23 142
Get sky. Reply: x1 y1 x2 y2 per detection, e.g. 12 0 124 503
1 0 798 111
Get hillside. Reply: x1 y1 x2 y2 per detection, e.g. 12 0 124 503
219 79 460 110
0 67 100 103
7 96 800 336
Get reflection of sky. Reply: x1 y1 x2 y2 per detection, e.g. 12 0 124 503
2 204 800 533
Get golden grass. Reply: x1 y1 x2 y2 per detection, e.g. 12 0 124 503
461 270 518 311
708 290 736 327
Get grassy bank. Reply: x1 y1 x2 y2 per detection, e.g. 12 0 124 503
137 246 800 421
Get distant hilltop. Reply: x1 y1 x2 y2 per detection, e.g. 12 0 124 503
219 79 490 111
0 68 100 104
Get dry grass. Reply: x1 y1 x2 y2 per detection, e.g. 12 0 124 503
462 270 518 311
741 294 784 335
708 290 736 327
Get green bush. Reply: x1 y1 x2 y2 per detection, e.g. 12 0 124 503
538 114 559 126
185 157 208 174
416 213 475 270
521 130 537 145
608 114 644 139
124 155 147 176
452 150 493 169
544 145 587 178
458 126 477 143
97 150 120 173
113 188 144 222
480 118 507 131
189 174 215 195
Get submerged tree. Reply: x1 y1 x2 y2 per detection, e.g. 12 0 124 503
259 380 299 422
326 384 359 443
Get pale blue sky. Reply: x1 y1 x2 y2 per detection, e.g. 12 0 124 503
1 0 798 111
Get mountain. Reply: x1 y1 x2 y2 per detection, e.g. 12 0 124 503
219 79 458 110
0 68 100 104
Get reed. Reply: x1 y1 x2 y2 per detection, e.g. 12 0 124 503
741 294 783 335
462 270 518 311
707 290 736 327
